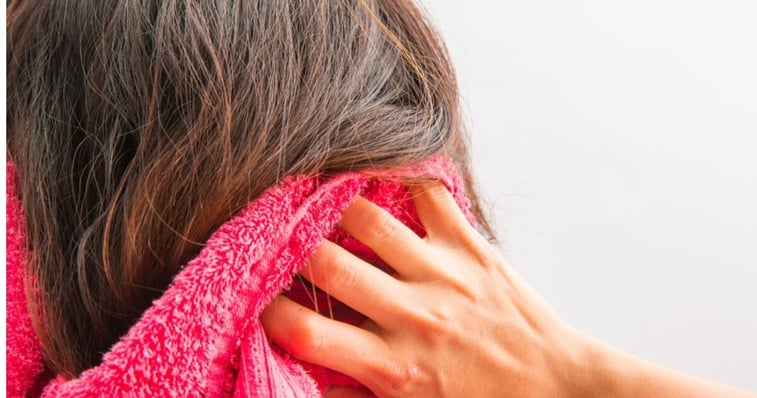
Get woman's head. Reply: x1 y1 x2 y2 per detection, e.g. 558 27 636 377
7 0 490 375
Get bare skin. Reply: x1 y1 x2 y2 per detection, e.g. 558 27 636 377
260 182 755 397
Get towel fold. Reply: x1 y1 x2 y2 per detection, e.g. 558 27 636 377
5 157 474 397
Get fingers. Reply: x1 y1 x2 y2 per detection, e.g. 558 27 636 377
300 241 405 326
339 196 433 279
260 296 407 392
406 183 531 307
409 181 481 247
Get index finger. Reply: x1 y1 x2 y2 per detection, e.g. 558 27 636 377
408 181 481 246
339 196 435 280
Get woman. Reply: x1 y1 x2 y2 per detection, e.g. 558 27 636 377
5 0 753 396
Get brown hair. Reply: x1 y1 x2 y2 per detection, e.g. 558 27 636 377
7 0 492 376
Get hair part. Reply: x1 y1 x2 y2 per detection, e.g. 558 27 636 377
7 0 493 376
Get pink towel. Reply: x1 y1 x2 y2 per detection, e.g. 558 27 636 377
5 157 475 397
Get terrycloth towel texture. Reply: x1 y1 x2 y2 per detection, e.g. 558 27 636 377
5 157 475 397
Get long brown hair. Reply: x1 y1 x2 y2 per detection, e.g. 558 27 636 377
7 0 492 376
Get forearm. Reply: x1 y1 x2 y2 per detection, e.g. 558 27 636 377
585 340 756 398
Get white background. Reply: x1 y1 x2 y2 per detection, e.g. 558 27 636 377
423 0 757 390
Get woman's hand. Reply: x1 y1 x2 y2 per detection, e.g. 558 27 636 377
261 182 757 397
260 182 597 397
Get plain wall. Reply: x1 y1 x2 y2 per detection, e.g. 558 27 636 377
423 0 757 390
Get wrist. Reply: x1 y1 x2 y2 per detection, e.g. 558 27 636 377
565 335 637 398
579 337 655 398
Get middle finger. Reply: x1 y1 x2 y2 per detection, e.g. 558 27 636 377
301 240 408 327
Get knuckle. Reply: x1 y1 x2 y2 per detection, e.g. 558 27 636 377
426 306 460 339
473 242 504 270
448 230 501 269
370 212 400 243
456 226 484 249
400 302 459 342
436 222 480 250
378 359 423 397
332 260 358 290
316 243 341 271
426 182 449 200
287 314 325 358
